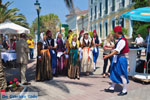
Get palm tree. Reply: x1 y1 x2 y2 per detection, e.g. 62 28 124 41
0 1 29 28
64 0 74 13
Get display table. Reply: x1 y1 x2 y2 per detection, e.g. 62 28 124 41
1 52 16 62
128 48 145 76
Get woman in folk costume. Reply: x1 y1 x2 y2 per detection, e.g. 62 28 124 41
80 32 94 75
92 30 101 71
104 26 129 96
56 33 66 75
43 30 57 76
64 30 73 75
68 33 80 79
35 41 53 81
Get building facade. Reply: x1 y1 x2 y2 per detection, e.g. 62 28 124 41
88 0 135 39
66 8 88 34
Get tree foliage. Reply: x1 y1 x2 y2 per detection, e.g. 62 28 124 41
30 13 60 38
132 0 150 39
0 1 29 28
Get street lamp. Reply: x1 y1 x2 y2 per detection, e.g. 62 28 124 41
34 0 41 41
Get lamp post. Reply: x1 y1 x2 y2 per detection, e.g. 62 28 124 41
34 0 41 41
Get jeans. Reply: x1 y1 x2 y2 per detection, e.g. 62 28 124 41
29 48 34 59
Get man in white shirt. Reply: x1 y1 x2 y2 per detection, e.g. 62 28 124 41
135 34 144 45
135 34 144 58
104 26 129 96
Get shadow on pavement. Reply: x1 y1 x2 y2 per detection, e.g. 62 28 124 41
44 80 70 93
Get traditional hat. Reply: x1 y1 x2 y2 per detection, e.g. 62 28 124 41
83 31 89 35
68 30 72 33
114 26 122 33
80 30 84 34
93 30 97 33
46 30 51 35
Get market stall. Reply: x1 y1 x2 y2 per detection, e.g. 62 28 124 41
122 7 150 82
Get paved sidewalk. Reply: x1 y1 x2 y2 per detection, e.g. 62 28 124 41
4 49 150 100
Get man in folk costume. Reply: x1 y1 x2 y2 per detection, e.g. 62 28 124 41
92 30 101 71
104 26 129 96
68 33 80 79
78 30 84 41
44 30 57 76
80 32 94 75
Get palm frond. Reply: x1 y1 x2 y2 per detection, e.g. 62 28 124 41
64 0 74 13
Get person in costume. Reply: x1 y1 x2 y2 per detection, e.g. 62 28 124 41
56 33 66 75
92 30 101 71
104 26 129 96
35 41 53 81
103 34 114 78
43 30 57 76
80 31 94 75
78 30 84 40
64 30 74 75
68 33 80 79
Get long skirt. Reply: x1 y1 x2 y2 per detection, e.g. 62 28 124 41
81 47 94 72
35 49 53 81
68 49 80 79
93 47 99 63
50 50 57 74
110 56 129 84
63 54 69 76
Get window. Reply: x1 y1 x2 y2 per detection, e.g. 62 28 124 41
105 0 108 14
129 0 133 4
95 6 97 19
91 0 93 4
91 25 93 32
95 24 97 30
120 18 124 27
99 23 102 37
105 22 108 36
122 0 125 7
112 0 115 11
112 20 115 30
99 2 102 17
91 8 93 21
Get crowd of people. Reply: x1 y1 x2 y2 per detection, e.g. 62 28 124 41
1 26 150 96
35 29 102 80
34 26 131 96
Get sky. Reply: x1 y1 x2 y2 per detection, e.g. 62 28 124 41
4 0 88 26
